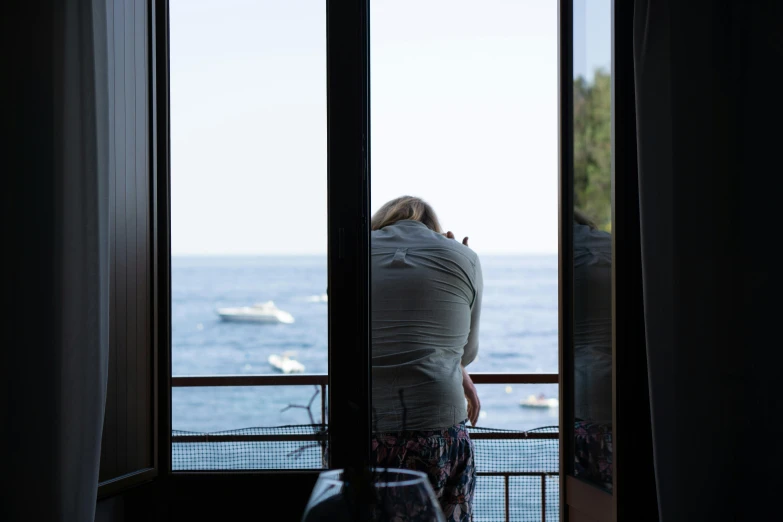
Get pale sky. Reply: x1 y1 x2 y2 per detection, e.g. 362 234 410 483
170 0 610 256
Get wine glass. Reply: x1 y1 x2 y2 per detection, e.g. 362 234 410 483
301 467 446 522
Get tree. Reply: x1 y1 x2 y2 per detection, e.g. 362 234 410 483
573 69 612 231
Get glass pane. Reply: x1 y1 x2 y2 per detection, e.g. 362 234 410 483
169 0 327 470
371 0 558 517
572 0 613 493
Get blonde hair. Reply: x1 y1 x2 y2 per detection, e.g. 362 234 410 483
371 196 443 233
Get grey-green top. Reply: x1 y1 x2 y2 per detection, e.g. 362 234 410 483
371 220 483 431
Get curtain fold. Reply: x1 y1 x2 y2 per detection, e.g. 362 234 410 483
3 1 110 520
634 1 782 519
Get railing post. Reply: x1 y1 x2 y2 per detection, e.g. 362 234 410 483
321 383 327 467
505 474 510 522
541 474 546 522
321 383 327 425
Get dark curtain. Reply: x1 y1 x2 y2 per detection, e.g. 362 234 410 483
634 1 782 520
3 1 110 520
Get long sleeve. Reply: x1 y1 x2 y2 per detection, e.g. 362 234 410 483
461 256 483 366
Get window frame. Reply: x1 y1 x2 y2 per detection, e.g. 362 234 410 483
559 0 617 519
97 0 160 498
101 2 657 520
326 0 373 471
154 0 373 487
559 0 654 520
557 0 575 517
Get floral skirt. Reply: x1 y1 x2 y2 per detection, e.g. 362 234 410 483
574 420 613 491
371 421 476 522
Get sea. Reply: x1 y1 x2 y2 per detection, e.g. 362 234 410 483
171 255 561 519
172 254 559 434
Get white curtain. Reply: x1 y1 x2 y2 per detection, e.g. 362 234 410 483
3 1 110 520
634 1 781 520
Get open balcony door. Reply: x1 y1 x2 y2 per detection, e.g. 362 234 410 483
559 1 658 520
97 1 372 519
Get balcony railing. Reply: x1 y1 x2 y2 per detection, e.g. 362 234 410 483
172 373 559 522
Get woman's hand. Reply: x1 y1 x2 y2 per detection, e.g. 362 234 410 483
444 231 469 246
462 365 480 426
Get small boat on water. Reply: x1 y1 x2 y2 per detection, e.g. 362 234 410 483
216 301 295 324
520 394 559 409
268 353 305 374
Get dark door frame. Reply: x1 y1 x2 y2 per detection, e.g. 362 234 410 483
109 0 372 518
557 0 575 519
326 0 372 472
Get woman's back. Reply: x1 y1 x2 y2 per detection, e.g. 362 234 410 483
371 219 482 431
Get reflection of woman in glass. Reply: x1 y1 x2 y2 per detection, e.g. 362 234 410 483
573 209 613 490
370 196 483 521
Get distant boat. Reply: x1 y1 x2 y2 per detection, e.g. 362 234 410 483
216 301 294 324
520 394 559 409
306 293 328 303
268 353 305 374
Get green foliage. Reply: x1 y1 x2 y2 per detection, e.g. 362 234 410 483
574 69 612 231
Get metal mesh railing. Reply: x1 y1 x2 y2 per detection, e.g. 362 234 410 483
172 424 559 521
172 424 328 470
171 374 559 519
471 426 559 521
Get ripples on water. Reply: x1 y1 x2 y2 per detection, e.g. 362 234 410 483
172 255 558 433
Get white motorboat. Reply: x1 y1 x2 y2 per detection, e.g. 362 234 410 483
268 353 305 374
520 394 559 409
216 301 294 324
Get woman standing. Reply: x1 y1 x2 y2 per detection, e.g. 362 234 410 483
370 196 483 521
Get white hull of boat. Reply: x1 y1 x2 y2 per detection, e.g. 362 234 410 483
519 395 559 409
268 354 305 374
216 301 295 324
